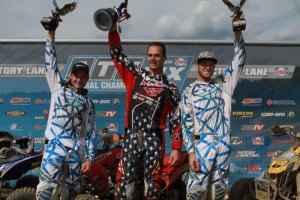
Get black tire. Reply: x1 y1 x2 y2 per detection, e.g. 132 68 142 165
6 187 36 200
75 194 99 200
228 178 256 200
15 175 39 188
167 180 186 200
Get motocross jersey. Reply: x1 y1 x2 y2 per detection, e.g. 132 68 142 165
108 32 182 150
181 35 246 200
44 38 96 162
109 31 182 199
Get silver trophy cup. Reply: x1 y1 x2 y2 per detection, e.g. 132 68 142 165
93 8 119 31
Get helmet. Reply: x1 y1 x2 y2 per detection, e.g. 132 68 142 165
0 131 15 159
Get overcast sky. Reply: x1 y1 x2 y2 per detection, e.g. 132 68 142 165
1 0 300 42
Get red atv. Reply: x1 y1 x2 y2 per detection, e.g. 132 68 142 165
76 133 189 200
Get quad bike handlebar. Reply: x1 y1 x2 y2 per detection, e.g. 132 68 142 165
12 137 34 156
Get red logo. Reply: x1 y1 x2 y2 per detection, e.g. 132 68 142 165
143 87 164 97
106 123 118 131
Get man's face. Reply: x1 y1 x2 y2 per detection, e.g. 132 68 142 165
69 70 89 89
147 45 166 75
197 59 215 82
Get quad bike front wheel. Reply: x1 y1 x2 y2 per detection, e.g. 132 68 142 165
228 178 256 200
6 187 36 200
165 180 186 200
15 174 39 188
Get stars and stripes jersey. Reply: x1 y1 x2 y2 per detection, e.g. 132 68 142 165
181 35 246 154
108 32 182 150
44 38 96 162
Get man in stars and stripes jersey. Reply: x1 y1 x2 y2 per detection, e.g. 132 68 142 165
181 14 246 200
36 22 96 200
107 24 183 199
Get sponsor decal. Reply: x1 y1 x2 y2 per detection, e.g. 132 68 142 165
106 123 118 132
271 139 294 144
43 109 49 115
232 111 254 117
34 124 46 131
93 99 111 104
241 98 262 106
113 98 120 104
5 110 26 117
95 111 117 118
261 112 286 117
252 137 264 145
10 97 31 105
274 67 289 77
241 124 264 131
174 57 188 67
9 123 23 131
34 109 49 120
231 136 245 145
236 151 259 158
133 93 159 106
140 79 164 97
62 56 194 92
34 116 46 120
35 98 50 105
266 99 296 106
288 111 295 118
143 87 164 97
245 164 262 172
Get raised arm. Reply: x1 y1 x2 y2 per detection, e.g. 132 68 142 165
44 29 64 93
221 26 246 96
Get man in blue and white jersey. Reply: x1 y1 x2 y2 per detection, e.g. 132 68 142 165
36 22 96 200
181 14 246 200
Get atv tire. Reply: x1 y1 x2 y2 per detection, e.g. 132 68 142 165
75 194 99 200
164 179 186 200
228 178 256 200
6 187 36 200
15 174 39 188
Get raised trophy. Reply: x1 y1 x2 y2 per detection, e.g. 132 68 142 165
93 0 131 31
41 0 77 30
222 0 246 31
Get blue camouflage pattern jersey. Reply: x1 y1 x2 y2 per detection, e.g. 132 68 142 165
181 35 246 200
36 38 96 200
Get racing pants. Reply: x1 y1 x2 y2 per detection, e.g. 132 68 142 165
115 129 165 200
36 141 82 200
186 134 230 200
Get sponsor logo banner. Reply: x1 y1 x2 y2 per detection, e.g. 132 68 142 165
62 56 194 92
188 65 295 79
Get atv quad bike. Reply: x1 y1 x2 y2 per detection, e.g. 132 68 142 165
229 128 300 200
0 134 42 200
270 125 294 136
